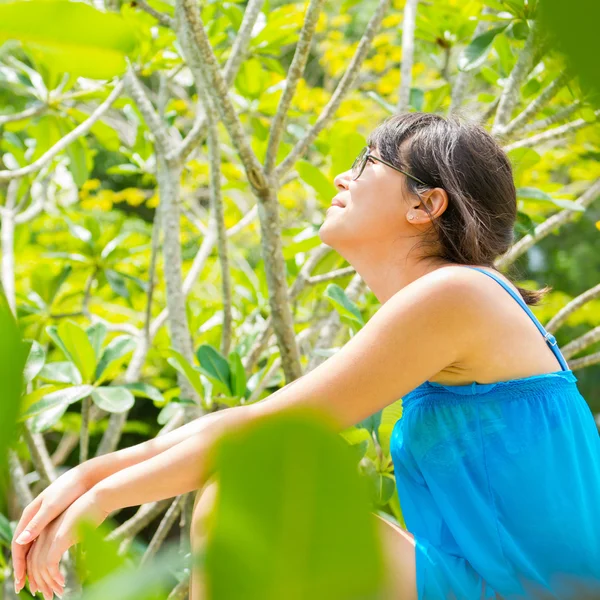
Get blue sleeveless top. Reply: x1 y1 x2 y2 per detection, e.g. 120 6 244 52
390 266 600 599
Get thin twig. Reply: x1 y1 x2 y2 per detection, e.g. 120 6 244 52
0 80 124 182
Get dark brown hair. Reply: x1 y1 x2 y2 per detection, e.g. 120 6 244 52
367 112 550 306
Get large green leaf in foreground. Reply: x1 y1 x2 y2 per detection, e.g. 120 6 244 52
205 409 386 600
0 288 29 507
0 0 139 79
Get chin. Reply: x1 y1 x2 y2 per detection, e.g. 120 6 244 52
318 221 349 255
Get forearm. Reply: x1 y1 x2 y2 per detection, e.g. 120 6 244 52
80 407 241 488
93 404 256 512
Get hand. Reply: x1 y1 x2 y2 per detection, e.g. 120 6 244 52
24 489 111 600
12 466 92 595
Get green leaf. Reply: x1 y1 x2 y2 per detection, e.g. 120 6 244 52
228 351 247 398
508 147 541 185
86 322 108 361
282 232 322 260
23 340 45 384
20 385 93 420
457 24 509 71
207 409 386 599
105 269 130 299
196 344 231 395
324 284 364 328
38 361 83 385
166 349 204 398
120 382 164 403
0 288 28 497
95 335 137 382
29 402 70 433
56 118 90 187
296 159 338 205
0 512 13 548
56 320 97 383
91 386 135 413
157 401 180 426
380 398 403 427
516 187 585 212
0 0 139 79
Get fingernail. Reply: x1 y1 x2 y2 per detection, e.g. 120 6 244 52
15 530 32 544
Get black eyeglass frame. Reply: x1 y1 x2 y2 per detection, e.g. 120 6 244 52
351 146 430 187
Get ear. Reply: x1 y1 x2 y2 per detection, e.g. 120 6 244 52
415 187 449 220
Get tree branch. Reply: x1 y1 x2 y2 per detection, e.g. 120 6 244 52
545 282 600 334
134 0 174 28
518 101 582 136
124 69 178 157
498 71 571 137
568 350 600 371
273 0 391 181
561 325 600 360
264 0 326 174
448 7 493 114
492 18 541 135
495 178 600 270
171 0 265 164
176 0 265 191
396 0 419 113
140 495 185 565
0 103 46 126
0 80 124 182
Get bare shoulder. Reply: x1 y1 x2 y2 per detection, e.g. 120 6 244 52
251 265 493 431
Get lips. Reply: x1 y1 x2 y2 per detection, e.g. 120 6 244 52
331 197 346 208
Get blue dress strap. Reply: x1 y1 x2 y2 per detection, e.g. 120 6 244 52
462 266 570 372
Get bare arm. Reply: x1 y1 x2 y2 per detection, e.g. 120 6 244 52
80 378 307 488
92 269 476 514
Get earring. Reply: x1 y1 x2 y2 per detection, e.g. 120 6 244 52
408 214 415 220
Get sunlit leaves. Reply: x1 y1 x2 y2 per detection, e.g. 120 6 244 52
91 386 135 413
55 320 96 383
95 335 137 382
324 284 364 329
0 0 139 79
458 24 510 71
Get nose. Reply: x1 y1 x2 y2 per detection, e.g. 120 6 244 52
334 169 352 191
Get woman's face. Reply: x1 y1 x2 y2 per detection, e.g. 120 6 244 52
318 146 412 254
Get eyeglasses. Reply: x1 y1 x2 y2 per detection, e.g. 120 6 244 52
351 146 430 187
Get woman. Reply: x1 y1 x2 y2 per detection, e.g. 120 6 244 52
11 112 600 600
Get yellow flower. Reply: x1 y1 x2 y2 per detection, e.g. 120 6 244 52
371 54 388 73
390 47 402 62
373 33 393 48
596 221 600 232
221 163 244 181
170 99 188 114
331 14 351 28
315 12 328 33
382 14 402 28
81 179 101 192
147 194 160 209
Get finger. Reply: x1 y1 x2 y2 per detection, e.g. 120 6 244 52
12 498 42 584
33 535 58 600
12 497 42 544
29 538 53 600
12 539 33 592
38 527 65 598
15 501 59 546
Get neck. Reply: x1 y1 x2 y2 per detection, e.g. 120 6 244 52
340 240 452 304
